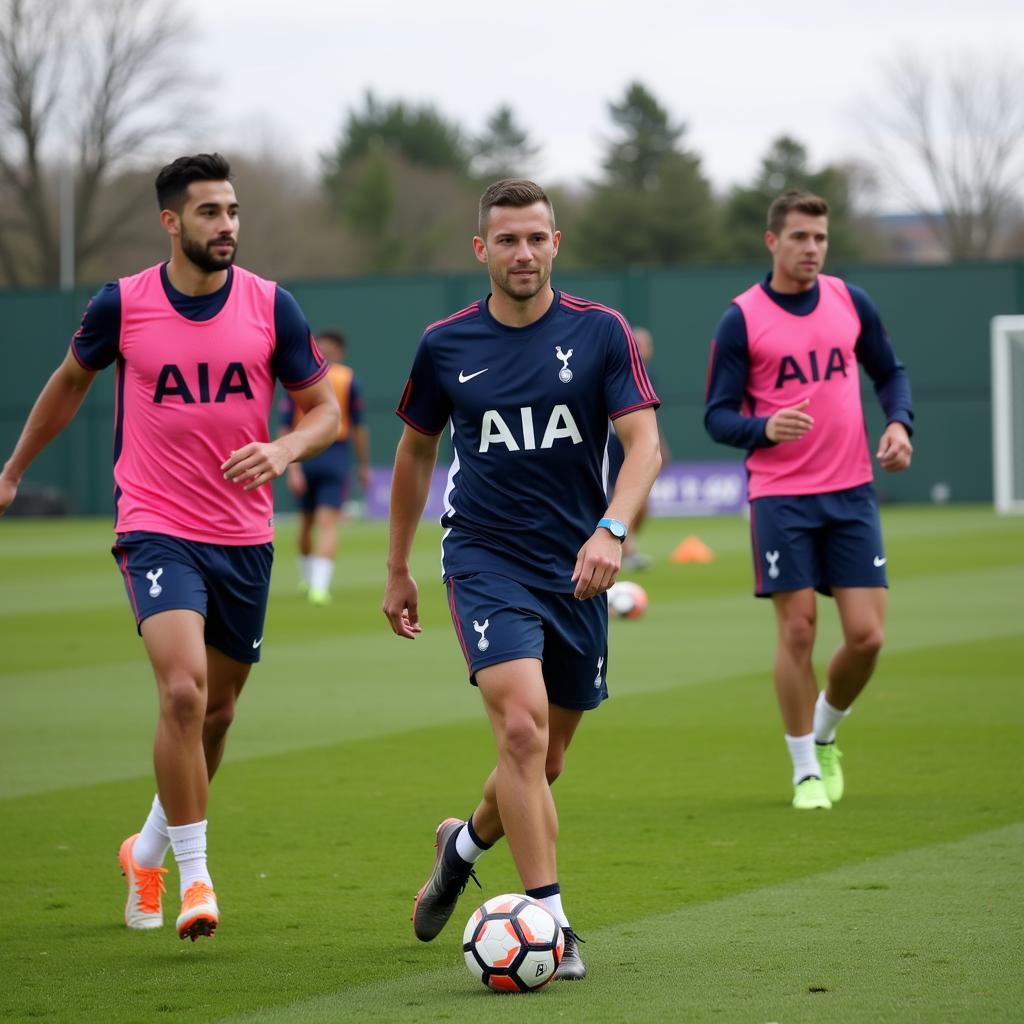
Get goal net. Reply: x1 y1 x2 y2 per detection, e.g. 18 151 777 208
991 316 1024 514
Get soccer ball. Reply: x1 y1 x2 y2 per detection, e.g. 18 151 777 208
607 580 648 619
463 894 565 993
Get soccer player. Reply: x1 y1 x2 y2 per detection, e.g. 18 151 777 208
0 154 339 938
280 327 371 604
704 189 914 810
382 179 662 979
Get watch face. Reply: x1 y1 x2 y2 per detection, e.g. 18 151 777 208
601 518 626 539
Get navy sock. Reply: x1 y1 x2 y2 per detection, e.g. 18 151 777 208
525 882 560 900
465 816 493 851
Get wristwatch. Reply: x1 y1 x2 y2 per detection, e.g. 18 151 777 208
597 517 628 543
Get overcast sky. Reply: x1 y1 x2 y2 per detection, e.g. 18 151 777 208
188 0 1021 203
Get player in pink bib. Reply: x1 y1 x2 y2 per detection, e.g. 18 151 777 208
705 190 914 811
0 154 339 939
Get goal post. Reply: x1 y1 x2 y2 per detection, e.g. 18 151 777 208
991 316 1024 514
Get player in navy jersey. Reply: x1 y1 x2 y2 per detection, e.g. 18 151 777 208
0 154 339 939
704 189 913 810
382 179 662 979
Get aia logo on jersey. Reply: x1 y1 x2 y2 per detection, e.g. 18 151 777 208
775 347 847 389
478 405 583 453
153 362 254 404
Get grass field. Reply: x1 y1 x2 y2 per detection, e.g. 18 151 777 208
1 505 1022 1022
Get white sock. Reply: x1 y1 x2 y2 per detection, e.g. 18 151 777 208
299 555 313 586
785 732 821 785
167 820 212 898
814 692 850 744
310 556 334 592
133 794 170 867
537 892 569 929
455 823 488 864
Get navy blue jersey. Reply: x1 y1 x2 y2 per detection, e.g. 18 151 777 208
704 274 914 451
72 263 320 389
398 291 659 592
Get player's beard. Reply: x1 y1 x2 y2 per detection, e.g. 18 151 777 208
181 224 237 274
494 262 550 303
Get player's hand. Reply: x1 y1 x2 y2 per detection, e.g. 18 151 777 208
766 400 813 442
221 441 291 491
0 474 17 517
286 462 307 497
383 568 423 638
571 530 622 600
876 422 913 473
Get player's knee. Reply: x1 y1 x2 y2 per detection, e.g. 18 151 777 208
501 711 547 767
203 698 236 742
159 672 206 725
849 625 884 659
781 615 816 655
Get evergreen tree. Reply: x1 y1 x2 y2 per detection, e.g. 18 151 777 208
322 91 469 192
573 82 716 267
722 136 865 261
472 105 539 181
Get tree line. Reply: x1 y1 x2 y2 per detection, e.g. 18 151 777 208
1 0 1022 289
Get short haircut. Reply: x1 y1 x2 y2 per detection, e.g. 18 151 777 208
767 190 829 235
316 328 347 350
478 178 555 237
155 153 232 212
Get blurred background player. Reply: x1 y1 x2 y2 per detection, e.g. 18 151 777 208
605 326 669 569
383 178 661 979
280 328 371 605
704 189 913 810
0 153 339 939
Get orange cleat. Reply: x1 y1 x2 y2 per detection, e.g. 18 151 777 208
118 834 167 930
176 881 219 941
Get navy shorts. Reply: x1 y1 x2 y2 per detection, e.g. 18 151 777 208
445 572 609 711
749 483 888 598
111 531 274 663
299 442 350 513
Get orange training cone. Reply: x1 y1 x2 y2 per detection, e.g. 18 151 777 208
671 535 715 564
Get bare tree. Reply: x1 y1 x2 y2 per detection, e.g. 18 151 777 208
863 51 1024 260
0 0 198 287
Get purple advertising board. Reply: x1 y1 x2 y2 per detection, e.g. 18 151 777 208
364 462 747 520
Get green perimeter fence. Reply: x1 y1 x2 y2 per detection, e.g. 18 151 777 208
2 260 1022 514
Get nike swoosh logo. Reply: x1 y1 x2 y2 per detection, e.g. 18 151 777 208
873 557 887 567
458 369 488 383
252 637 264 648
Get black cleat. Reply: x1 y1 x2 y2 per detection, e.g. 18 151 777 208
554 927 587 980
411 818 480 942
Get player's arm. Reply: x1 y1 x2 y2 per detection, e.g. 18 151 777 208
0 351 98 516
274 393 308 497
573 407 661 601
849 285 914 473
704 306 812 446
223 376 339 492
225 287 341 491
382 424 442 638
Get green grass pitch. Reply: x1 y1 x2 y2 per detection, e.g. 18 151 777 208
1 506 1022 1022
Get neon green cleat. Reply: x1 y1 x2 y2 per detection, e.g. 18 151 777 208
308 587 332 605
792 776 832 810
816 742 844 803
